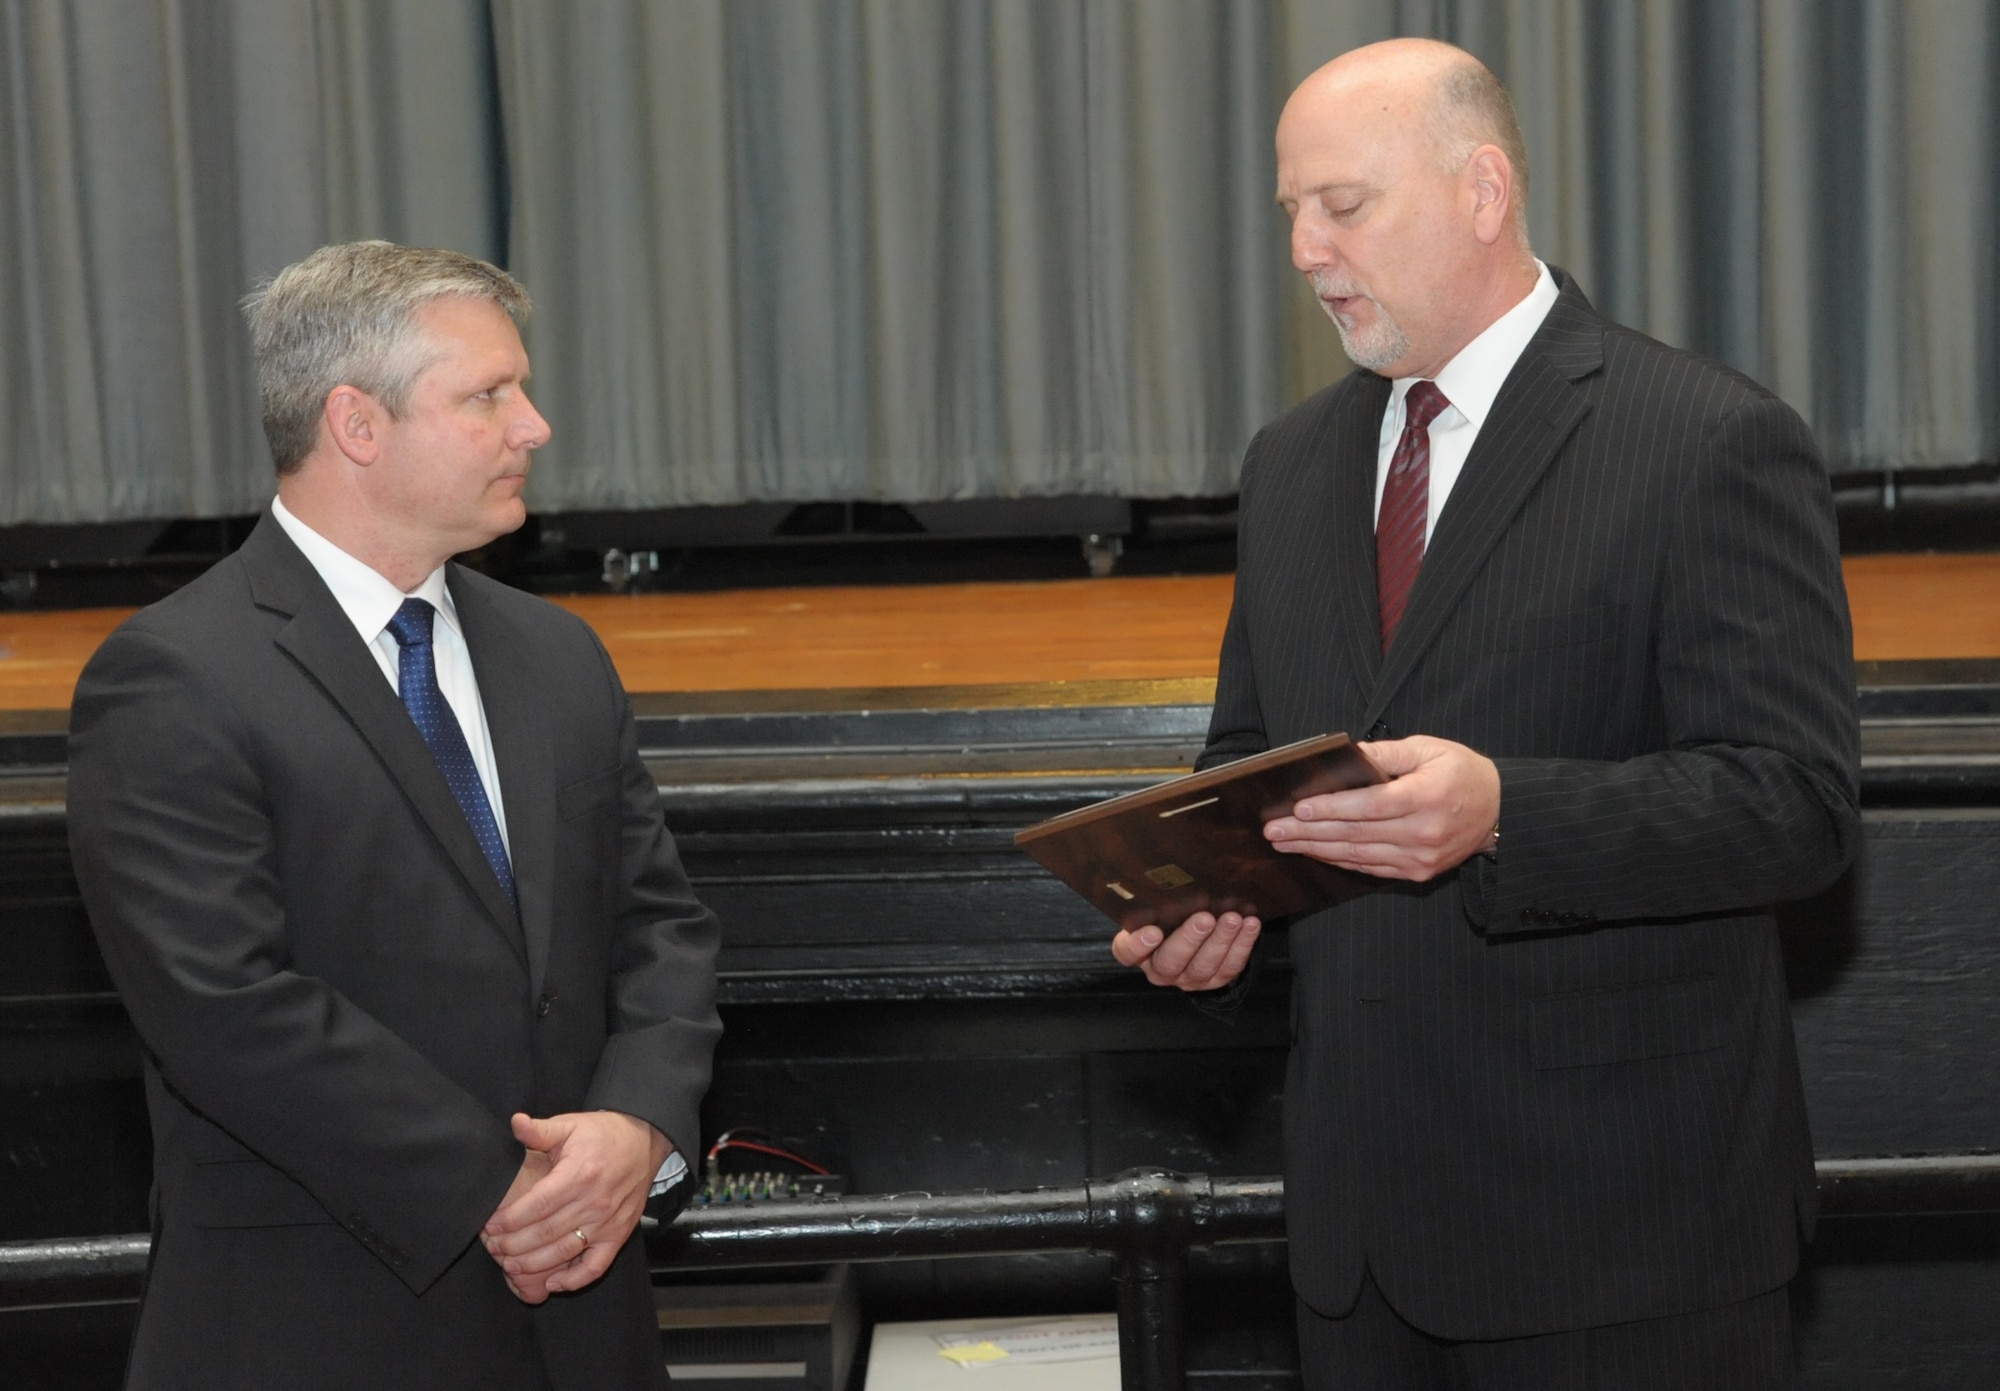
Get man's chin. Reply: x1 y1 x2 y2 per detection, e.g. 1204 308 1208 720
1331 320 1410 374
471 496 530 547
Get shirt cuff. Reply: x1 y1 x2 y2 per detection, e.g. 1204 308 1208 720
650 1148 689 1197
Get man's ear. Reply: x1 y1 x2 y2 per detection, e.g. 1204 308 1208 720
1466 146 1514 246
323 385 385 467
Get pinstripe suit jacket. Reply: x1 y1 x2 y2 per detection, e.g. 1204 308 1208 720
1206 272 1861 1338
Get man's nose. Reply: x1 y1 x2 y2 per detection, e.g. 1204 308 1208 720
1291 213 1331 273
514 394 553 449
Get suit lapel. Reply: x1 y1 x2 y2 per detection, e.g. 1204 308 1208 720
1362 281 1605 727
452 571 557 1001
241 518 528 965
1328 372 1393 697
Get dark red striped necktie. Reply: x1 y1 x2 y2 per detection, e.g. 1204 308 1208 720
1377 379 1450 652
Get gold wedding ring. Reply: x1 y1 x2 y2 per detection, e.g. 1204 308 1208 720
574 1228 589 1249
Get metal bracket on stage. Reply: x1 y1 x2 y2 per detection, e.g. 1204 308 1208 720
5 1156 1998 1391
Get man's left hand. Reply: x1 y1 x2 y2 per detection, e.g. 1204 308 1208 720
482 1110 672 1300
1264 735 1499 882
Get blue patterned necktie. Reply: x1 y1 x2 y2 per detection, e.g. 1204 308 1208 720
384 598 517 910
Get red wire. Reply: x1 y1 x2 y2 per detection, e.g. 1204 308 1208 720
709 1138 830 1175
706 1126 775 1157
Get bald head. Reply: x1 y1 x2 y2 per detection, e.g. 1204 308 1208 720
1295 39 1530 240
1276 39 1539 379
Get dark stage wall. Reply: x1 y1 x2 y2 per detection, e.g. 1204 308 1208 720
2 669 1997 1387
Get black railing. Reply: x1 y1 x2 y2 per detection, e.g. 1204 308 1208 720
4 1156 1997 1391
651 1169 1282 1390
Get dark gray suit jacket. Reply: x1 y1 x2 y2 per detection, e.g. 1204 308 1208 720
1208 273 1860 1338
68 515 722 1389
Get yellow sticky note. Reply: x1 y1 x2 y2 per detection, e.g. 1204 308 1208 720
938 1341 1009 1366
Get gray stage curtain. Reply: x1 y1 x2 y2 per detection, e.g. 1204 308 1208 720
0 0 502 525
492 1 1283 509
499 0 2000 505
1283 0 2000 475
0 2 1993 522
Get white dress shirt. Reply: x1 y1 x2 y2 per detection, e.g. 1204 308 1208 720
1375 260 1561 543
271 496 509 853
269 498 687 1195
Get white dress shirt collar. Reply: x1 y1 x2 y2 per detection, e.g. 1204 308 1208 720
1374 262 1562 540
1386 260 1559 427
270 495 462 642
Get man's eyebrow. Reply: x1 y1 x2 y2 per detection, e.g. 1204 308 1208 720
1274 180 1375 206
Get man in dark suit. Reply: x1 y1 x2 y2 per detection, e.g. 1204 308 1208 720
1113 39 1859 1387
67 241 721 1389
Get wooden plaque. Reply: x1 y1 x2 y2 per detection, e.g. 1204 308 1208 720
1014 732 1385 931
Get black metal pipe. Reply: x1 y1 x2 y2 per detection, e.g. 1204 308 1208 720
1115 1254 1184 1391
2 1155 1995 1391
648 1178 1103 1267
1090 1170 1201 1391
1814 1152 2000 1216
0 1232 149 1308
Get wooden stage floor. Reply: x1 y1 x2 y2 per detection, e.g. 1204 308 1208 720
0 552 1995 718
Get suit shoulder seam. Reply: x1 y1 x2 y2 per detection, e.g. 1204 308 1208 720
81 623 261 749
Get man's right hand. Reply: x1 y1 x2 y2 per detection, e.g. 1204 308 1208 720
1111 911 1260 991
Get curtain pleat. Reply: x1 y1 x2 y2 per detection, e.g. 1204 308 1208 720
1362 0 2000 474
0 0 503 525
0 0 1990 522
495 0 1281 508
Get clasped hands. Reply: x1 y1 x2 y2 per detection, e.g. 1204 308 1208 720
481 1109 671 1304
1111 735 1500 992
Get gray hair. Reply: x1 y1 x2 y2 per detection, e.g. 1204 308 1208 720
242 241 532 476
1428 60 1532 242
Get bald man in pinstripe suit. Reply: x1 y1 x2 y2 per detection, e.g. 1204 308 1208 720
1114 39 1859 1389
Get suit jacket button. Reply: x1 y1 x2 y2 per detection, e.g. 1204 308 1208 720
1520 908 1535 926
1366 721 1393 741
536 994 555 1018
